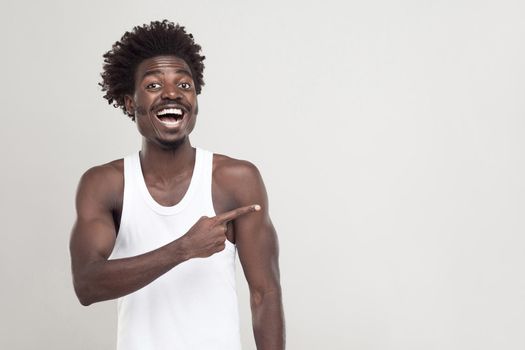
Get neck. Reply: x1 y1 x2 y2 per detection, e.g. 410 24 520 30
139 137 195 181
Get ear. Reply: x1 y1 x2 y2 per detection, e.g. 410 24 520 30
124 95 135 117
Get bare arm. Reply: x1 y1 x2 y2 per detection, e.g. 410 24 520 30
231 162 285 350
69 166 190 305
69 165 258 306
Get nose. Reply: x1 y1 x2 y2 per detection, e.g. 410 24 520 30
161 83 181 100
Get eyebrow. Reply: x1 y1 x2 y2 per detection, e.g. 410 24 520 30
140 69 193 81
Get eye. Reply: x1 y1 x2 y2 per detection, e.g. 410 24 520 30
146 82 161 89
178 82 192 90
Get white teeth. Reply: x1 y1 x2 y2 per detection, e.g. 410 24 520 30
157 108 182 116
160 120 181 125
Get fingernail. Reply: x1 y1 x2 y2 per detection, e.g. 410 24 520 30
254 204 261 211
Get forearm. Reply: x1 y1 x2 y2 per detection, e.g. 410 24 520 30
73 238 188 305
251 289 286 350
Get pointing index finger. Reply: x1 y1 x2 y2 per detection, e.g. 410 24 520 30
215 204 261 224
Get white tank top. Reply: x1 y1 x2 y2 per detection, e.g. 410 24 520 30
109 147 242 350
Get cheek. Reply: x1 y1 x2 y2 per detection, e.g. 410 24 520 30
135 105 148 116
187 114 197 133
189 95 198 114
133 91 157 116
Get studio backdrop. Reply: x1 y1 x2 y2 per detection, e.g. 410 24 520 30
1 0 524 349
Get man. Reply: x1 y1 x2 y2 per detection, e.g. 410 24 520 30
69 20 285 350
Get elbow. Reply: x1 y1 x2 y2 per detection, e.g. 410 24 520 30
78 298 92 307
72 261 107 306
73 276 95 306
74 285 93 306
77 294 93 307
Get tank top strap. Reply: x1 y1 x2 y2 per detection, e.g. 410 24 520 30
123 151 137 187
196 147 216 215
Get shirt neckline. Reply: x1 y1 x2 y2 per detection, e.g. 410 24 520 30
134 147 203 215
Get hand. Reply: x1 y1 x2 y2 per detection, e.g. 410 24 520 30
180 204 261 259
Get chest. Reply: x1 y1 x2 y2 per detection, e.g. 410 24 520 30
112 163 238 242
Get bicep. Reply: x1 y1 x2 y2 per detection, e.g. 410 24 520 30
236 215 281 295
232 164 281 296
69 168 117 273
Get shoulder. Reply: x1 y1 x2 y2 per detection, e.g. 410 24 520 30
212 152 263 185
76 158 124 210
79 158 123 188
212 152 267 204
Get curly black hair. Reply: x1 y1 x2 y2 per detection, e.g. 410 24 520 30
100 20 205 120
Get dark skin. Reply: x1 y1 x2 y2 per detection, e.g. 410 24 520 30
69 56 285 349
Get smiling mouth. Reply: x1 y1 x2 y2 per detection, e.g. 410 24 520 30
155 107 185 126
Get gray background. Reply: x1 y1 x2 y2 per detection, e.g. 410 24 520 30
1 0 524 349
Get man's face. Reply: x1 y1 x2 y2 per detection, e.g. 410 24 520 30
124 55 198 148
